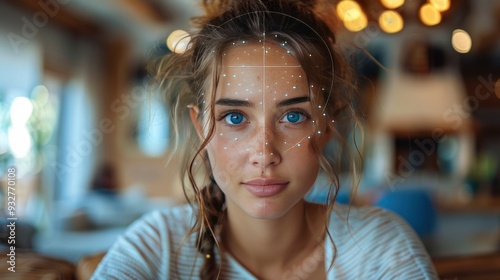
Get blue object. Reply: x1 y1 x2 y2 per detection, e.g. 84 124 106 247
306 190 350 205
375 189 437 238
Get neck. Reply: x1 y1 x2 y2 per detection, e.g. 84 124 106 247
221 200 326 276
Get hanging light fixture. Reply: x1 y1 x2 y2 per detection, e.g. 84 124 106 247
419 3 442 26
429 0 450 12
380 0 405 10
379 10 404 33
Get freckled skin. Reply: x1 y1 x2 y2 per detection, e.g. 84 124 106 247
198 42 331 220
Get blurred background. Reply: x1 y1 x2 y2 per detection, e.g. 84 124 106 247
0 0 499 278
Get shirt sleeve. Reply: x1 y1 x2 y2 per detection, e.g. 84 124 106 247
91 211 169 280
372 208 439 280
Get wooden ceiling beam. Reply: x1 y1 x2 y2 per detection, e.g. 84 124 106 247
115 0 171 24
4 0 101 36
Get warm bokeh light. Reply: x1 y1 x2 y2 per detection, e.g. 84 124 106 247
379 10 404 34
10 96 33 127
344 12 368 32
451 29 472 53
336 0 363 22
166 29 190 54
430 0 450 12
420 3 442 26
380 0 405 9
495 79 500 99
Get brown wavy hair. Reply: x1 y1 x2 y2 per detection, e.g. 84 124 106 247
150 0 359 278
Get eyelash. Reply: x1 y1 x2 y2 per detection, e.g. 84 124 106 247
217 110 248 127
280 109 311 126
217 109 311 127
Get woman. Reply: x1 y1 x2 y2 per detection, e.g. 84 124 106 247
92 0 438 279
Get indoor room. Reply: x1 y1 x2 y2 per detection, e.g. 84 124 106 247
0 0 499 279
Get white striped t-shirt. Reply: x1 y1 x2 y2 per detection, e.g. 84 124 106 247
92 203 438 279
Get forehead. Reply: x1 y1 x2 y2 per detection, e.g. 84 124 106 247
222 41 302 67
218 42 308 97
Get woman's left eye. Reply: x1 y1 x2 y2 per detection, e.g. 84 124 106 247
281 111 307 124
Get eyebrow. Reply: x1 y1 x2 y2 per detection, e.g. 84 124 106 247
277 96 310 107
215 96 310 107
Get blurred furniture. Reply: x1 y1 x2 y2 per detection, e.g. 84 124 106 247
375 188 437 238
433 253 500 280
0 250 75 279
76 252 106 280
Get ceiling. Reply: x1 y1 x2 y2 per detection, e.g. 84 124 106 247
5 0 499 57
61 0 202 53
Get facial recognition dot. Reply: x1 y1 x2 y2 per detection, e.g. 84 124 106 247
265 142 268 146
224 147 228 150
227 83 231 86
311 85 314 88
232 42 236 45
222 74 227 77
297 143 301 147
265 50 269 54
284 141 287 145
322 88 325 91
286 50 291 54
259 152 263 155
242 40 246 44
285 94 288 97
274 34 278 37
220 133 224 136
299 75 302 78
317 131 322 134
309 54 312 57
318 105 322 109
332 120 335 123
307 136 311 139
323 113 327 117
238 83 242 86
270 152 274 155
234 138 238 141
233 74 237 78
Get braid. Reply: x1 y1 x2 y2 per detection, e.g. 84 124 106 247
197 178 226 280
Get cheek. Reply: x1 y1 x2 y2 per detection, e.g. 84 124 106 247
206 138 245 183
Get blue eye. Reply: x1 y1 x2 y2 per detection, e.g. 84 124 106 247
224 112 246 125
283 111 306 123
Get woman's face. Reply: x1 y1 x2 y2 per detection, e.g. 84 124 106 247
193 41 331 220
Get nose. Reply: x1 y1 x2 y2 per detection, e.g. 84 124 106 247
248 127 282 169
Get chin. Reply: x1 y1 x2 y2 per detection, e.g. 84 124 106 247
244 200 293 220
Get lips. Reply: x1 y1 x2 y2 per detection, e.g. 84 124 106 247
242 178 289 197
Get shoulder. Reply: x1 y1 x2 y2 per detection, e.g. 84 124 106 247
92 204 196 279
327 204 438 279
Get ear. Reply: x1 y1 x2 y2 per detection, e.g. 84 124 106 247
321 120 335 144
189 105 204 139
